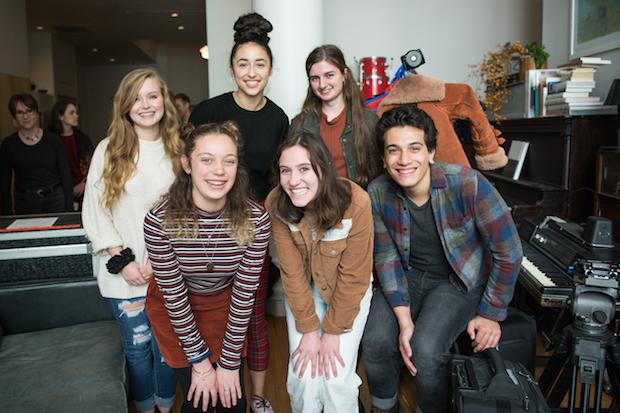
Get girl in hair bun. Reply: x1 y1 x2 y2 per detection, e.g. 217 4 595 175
189 12 288 413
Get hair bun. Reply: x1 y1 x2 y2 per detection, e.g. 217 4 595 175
233 13 272 45
180 123 196 143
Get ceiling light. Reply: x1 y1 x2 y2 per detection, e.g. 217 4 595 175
109 58 116 63
177 25 185 31
92 48 99 52
170 12 179 18
36 26 43 31
200 45 209 60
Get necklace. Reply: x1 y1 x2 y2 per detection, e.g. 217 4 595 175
19 129 42 143
200 211 225 272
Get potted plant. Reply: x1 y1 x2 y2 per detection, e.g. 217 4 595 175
525 42 549 69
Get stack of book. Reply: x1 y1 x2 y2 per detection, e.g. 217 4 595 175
545 57 617 116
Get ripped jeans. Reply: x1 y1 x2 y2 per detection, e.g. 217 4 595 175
107 297 177 412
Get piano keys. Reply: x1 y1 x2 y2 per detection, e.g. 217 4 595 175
517 216 620 308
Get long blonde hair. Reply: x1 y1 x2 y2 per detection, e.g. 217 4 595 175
102 68 182 210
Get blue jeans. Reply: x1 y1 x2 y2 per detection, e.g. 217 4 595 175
361 271 483 413
107 297 177 412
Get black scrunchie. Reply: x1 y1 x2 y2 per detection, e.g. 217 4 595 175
106 247 135 274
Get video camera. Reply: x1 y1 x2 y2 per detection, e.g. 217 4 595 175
571 258 619 332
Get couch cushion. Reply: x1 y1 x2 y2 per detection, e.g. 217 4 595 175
0 320 127 413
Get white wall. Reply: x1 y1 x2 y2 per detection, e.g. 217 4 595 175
0 0 29 78
205 0 542 109
206 0 252 99
325 0 542 87
543 0 620 101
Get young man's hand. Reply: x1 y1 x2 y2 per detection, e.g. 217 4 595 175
467 315 501 352
394 306 417 376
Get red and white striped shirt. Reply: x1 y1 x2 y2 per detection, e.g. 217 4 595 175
144 200 271 369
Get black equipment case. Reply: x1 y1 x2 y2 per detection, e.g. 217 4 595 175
455 307 538 375
450 349 549 413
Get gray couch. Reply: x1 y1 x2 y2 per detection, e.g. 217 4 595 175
0 279 127 412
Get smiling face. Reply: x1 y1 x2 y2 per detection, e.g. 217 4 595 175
14 101 38 131
383 126 435 200
278 145 320 209
60 103 79 129
308 60 347 106
231 42 271 99
182 133 238 212
128 76 164 132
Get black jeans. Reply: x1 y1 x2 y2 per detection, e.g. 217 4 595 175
14 185 65 214
361 271 483 413
175 362 246 413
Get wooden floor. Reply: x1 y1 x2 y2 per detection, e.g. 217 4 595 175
130 316 613 412
130 315 415 412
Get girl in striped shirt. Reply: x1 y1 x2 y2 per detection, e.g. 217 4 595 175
144 122 271 413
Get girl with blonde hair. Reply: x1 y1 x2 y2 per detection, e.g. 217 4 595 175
82 68 182 413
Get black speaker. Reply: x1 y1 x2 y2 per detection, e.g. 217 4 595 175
583 216 614 248
401 49 426 71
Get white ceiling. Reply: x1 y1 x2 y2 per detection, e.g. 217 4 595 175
25 0 206 65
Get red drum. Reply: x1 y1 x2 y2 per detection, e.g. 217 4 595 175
360 56 388 77
362 75 389 100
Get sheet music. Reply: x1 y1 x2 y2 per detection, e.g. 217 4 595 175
7 217 58 229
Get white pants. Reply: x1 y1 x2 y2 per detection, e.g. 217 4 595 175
285 283 373 413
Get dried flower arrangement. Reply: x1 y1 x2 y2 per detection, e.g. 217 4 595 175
473 41 527 121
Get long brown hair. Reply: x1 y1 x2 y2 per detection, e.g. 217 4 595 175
163 122 254 245
272 132 351 233
102 68 182 210
293 44 380 188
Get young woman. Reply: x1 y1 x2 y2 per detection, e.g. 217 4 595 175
265 132 374 413
82 68 181 413
291 44 381 189
144 122 271 413
189 12 288 413
1 93 72 215
48 100 93 208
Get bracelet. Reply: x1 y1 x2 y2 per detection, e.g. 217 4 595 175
192 367 215 379
106 247 135 274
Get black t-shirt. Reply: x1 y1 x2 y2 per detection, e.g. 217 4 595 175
0 131 73 214
189 92 289 200
405 196 453 277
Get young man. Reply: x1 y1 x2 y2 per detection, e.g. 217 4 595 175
362 105 522 413
173 93 192 124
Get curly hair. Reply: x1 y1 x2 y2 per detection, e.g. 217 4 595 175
101 68 182 210
162 121 254 245
230 12 273 67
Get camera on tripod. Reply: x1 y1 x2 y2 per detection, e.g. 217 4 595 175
571 259 620 331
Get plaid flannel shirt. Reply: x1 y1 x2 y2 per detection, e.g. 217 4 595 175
368 162 522 321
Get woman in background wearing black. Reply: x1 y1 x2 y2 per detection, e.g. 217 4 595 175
1 93 72 215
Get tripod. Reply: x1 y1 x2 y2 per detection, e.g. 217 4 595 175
538 317 620 413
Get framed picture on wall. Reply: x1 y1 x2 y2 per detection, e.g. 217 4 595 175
570 0 620 58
